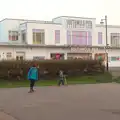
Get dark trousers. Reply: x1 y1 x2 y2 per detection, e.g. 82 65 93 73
58 79 64 86
30 80 35 90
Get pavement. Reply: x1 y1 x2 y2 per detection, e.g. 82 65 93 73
0 83 120 120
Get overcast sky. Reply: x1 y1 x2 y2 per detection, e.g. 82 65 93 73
0 0 119 25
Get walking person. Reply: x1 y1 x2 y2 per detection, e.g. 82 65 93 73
28 64 38 93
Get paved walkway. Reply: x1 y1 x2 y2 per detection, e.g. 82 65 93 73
0 111 16 120
0 83 120 120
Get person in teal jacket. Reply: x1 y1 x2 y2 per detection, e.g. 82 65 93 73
28 64 38 93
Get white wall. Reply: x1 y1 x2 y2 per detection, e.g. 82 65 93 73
108 50 120 67
0 47 14 60
95 25 120 46
0 19 26 43
0 46 120 67
52 16 96 46
1 17 120 47
27 22 66 45
0 46 69 60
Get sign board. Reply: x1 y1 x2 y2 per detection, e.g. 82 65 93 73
70 47 92 53
33 56 45 60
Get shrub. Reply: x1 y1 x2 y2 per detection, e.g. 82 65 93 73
0 60 104 80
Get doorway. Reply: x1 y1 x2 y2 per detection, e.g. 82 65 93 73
16 52 25 60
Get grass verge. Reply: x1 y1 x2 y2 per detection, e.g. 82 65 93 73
0 73 112 88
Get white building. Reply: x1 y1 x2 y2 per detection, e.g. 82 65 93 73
0 16 120 67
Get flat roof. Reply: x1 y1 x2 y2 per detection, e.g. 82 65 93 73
0 18 52 23
20 21 61 25
0 16 96 23
1 17 120 28
52 16 96 21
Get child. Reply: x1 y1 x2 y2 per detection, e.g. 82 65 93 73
57 69 66 86
27 64 38 93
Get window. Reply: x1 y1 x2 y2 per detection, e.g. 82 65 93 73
32 29 45 44
67 31 71 45
98 32 102 44
72 31 85 45
111 56 120 61
86 21 92 29
55 30 60 44
111 33 120 47
87 31 92 45
16 56 24 60
66 20 92 29
8 31 18 41
21 30 26 43
6 52 12 60
71 31 92 45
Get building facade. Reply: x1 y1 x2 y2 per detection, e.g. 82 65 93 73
0 16 120 67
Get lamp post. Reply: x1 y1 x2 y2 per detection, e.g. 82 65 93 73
100 15 109 71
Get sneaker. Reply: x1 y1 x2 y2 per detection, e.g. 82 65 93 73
28 90 33 93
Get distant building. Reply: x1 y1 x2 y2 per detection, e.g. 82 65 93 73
0 16 120 67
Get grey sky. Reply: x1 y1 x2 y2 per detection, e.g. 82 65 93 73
0 0 119 25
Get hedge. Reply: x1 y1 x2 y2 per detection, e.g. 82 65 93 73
0 60 105 80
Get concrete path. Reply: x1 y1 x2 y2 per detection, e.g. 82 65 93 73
0 111 17 120
0 83 120 120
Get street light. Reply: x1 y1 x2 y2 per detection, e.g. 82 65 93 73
100 15 109 71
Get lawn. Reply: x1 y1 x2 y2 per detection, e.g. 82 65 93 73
0 73 112 88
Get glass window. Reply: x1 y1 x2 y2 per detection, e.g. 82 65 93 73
21 30 26 43
6 52 12 60
111 57 117 61
32 29 45 44
111 33 120 47
8 31 18 41
55 30 60 44
98 32 102 44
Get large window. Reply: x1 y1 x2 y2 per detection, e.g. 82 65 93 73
55 30 60 44
8 31 18 41
33 29 45 44
111 33 120 47
70 31 92 45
